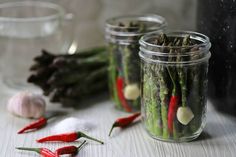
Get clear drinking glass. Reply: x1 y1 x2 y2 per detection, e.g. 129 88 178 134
139 31 211 142
0 1 74 89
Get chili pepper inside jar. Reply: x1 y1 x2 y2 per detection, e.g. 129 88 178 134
139 31 211 142
105 14 167 112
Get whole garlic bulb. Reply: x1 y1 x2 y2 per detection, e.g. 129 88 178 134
7 92 46 119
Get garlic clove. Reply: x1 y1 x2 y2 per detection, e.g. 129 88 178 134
177 106 194 125
124 84 140 100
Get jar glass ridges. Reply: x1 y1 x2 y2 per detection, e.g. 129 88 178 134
139 31 211 142
105 15 167 112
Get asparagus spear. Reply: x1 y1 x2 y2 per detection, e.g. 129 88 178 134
166 41 181 139
108 44 121 109
123 46 131 84
65 78 108 97
34 49 55 64
176 35 193 135
145 35 171 135
158 34 171 139
122 44 140 84
159 65 169 139
50 87 67 102
143 67 152 131
177 35 190 108
151 64 162 136
47 65 107 86
51 52 108 69
59 81 108 107
49 77 107 102
143 62 162 137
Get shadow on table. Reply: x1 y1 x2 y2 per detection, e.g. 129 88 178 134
194 131 212 141
193 121 236 142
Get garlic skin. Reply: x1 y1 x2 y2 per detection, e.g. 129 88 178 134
7 92 46 119
124 84 140 100
177 106 194 125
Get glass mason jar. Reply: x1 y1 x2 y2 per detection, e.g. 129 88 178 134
105 14 167 112
139 31 211 142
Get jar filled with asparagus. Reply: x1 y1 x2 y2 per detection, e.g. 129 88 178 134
139 31 211 142
105 15 167 112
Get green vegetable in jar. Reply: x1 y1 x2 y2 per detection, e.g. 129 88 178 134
105 15 167 112
140 32 211 142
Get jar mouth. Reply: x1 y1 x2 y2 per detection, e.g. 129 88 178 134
0 1 65 22
139 51 211 65
139 30 211 65
105 14 167 35
139 30 211 50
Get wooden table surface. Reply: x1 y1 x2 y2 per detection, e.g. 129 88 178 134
0 82 236 157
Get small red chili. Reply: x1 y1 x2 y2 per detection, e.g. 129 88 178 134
55 140 86 156
18 117 48 134
116 77 132 112
16 147 56 157
108 112 141 136
37 131 104 144
167 95 180 133
167 69 180 134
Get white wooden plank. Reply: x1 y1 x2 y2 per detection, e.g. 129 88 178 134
0 81 236 157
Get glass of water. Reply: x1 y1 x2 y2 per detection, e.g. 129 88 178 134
0 1 74 89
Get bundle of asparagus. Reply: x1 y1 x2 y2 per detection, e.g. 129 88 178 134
28 47 109 107
142 34 209 141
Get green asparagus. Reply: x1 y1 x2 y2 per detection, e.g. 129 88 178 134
28 47 109 107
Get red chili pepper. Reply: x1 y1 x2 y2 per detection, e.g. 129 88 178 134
167 95 180 133
167 68 180 133
55 140 86 156
37 131 104 144
116 77 132 112
16 147 56 157
108 112 141 136
18 117 47 134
